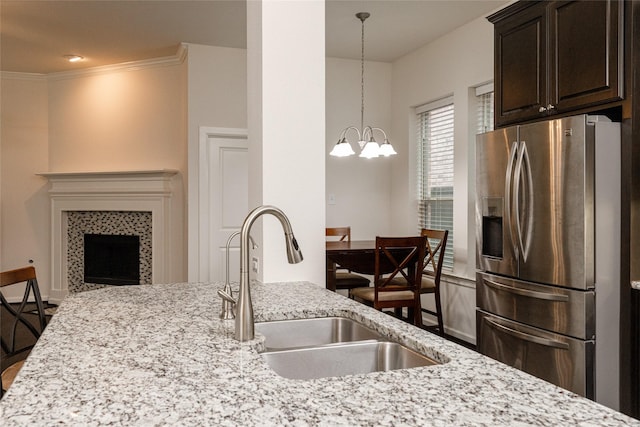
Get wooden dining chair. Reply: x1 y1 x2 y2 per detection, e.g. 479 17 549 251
326 227 370 292
1 266 49 397
350 236 427 327
419 228 449 336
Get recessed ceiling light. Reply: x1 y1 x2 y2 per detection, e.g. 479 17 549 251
63 55 84 63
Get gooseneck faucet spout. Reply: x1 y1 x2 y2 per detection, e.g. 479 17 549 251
235 205 303 341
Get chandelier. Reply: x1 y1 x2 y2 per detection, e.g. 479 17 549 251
329 12 397 159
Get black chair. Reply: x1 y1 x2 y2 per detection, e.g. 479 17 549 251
1 266 49 397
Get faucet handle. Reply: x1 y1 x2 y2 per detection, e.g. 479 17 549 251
217 287 236 320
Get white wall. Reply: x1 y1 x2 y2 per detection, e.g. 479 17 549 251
47 66 186 174
389 15 496 342
185 44 247 280
325 58 393 240
0 74 50 300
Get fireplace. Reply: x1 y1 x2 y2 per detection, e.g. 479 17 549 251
66 210 152 293
84 234 141 286
40 170 181 303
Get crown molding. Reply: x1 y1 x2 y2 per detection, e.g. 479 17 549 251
0 71 47 81
43 43 188 81
1 44 189 82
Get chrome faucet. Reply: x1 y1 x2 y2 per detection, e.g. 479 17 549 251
220 231 257 320
218 205 303 341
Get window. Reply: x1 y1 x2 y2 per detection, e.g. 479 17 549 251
417 97 454 270
475 82 494 134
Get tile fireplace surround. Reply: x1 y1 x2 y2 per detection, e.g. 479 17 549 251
66 210 152 293
39 170 179 303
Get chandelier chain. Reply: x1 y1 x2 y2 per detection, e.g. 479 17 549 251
360 15 365 132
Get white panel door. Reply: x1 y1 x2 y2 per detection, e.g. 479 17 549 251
198 127 248 283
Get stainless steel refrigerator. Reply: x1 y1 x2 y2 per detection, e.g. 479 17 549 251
475 114 620 410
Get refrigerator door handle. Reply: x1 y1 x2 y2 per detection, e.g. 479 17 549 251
505 141 519 257
514 141 534 262
485 317 570 350
482 278 569 302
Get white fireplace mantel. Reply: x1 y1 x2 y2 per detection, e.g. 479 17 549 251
39 170 179 303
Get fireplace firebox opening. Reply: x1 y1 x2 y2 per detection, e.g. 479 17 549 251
84 234 141 285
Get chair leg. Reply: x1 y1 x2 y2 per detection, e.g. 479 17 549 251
434 289 444 336
413 307 422 328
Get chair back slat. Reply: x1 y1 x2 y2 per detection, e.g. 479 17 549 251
326 227 351 242
421 229 448 275
377 246 418 288
0 266 36 287
375 236 426 291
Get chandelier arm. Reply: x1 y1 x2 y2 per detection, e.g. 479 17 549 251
342 126 363 142
369 127 389 140
362 126 373 141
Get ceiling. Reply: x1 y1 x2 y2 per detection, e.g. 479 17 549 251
0 0 508 74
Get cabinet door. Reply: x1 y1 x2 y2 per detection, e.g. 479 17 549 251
548 0 623 112
494 3 547 127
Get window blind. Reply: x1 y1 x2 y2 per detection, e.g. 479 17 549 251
476 83 494 134
416 97 454 270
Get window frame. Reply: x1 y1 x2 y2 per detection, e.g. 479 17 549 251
416 96 455 271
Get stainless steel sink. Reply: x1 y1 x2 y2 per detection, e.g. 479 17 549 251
261 341 439 380
255 316 384 350
256 317 440 380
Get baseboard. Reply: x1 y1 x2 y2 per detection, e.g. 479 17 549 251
443 327 476 347
421 317 476 348
48 290 67 305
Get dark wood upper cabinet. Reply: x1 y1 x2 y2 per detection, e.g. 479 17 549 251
493 3 547 126
490 0 623 128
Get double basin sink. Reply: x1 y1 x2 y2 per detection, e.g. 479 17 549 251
255 316 439 380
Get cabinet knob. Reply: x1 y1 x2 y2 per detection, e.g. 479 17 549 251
538 106 547 113
547 104 556 110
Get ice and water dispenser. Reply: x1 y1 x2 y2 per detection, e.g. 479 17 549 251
481 197 503 259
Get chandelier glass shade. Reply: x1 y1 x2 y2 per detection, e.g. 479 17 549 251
330 12 396 159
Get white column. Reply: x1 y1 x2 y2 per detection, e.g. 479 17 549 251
247 0 326 285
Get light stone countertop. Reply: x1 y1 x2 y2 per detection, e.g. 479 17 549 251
0 281 638 426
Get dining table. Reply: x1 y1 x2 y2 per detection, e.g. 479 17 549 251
326 240 376 292
325 240 415 292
